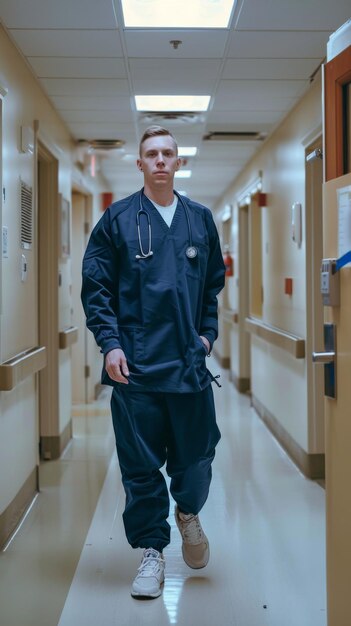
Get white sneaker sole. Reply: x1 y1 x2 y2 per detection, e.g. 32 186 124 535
131 582 164 599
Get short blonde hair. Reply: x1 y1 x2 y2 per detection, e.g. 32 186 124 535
139 125 178 156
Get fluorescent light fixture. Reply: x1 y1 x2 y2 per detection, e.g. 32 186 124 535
175 170 192 178
122 0 235 28
135 95 210 112
178 147 197 157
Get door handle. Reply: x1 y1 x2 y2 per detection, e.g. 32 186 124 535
312 351 335 364
312 324 336 398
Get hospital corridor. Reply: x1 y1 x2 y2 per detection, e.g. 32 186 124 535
0 2 351 625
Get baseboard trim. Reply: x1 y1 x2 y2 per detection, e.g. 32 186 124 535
212 348 230 369
252 395 325 480
40 419 72 460
230 371 251 393
0 466 39 550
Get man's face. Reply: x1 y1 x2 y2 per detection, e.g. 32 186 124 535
137 135 181 189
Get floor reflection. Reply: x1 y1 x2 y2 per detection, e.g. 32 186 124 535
163 574 184 625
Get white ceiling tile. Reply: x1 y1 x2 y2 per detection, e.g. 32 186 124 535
40 78 130 96
68 122 136 140
214 94 297 112
125 30 228 58
9 29 123 57
27 57 126 79
51 95 132 111
132 78 216 95
0 0 118 28
222 58 320 80
227 30 329 58
60 110 135 123
236 0 351 31
207 110 283 124
216 79 308 100
129 58 222 81
215 80 308 111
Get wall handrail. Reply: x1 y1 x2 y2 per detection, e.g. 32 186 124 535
58 326 78 350
245 317 305 359
0 346 47 391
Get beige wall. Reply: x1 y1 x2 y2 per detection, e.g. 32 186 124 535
214 74 323 454
0 25 103 516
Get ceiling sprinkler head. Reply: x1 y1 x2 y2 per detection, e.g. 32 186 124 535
170 39 182 50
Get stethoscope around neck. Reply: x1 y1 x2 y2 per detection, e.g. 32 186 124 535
136 189 198 260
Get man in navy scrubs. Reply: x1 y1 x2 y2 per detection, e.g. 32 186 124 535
82 126 225 598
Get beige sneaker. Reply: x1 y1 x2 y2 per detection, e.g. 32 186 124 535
175 505 209 569
131 548 165 598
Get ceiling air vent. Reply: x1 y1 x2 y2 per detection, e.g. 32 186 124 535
77 139 125 150
203 131 266 141
20 180 33 249
141 112 204 125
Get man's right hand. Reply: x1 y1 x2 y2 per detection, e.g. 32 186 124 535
105 348 130 384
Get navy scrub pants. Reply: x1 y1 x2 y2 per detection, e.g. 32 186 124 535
110 384 221 552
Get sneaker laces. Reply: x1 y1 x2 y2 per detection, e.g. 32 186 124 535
178 513 204 545
137 549 164 577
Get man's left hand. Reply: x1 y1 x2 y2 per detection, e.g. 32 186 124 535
200 335 210 355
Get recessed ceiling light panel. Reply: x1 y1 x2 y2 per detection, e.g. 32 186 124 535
122 0 235 28
135 95 210 112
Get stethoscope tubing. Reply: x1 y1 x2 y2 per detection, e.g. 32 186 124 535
136 189 197 260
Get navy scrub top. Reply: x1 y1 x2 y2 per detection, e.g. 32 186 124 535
81 190 226 393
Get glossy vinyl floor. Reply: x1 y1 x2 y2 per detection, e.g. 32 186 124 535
0 367 326 626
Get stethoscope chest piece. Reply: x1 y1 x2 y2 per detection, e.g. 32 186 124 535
186 246 198 259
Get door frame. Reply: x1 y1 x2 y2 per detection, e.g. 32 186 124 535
37 140 59 459
71 186 93 403
324 45 351 180
305 135 325 458
237 202 251 392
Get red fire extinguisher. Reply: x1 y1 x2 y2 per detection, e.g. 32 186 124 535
223 246 234 277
